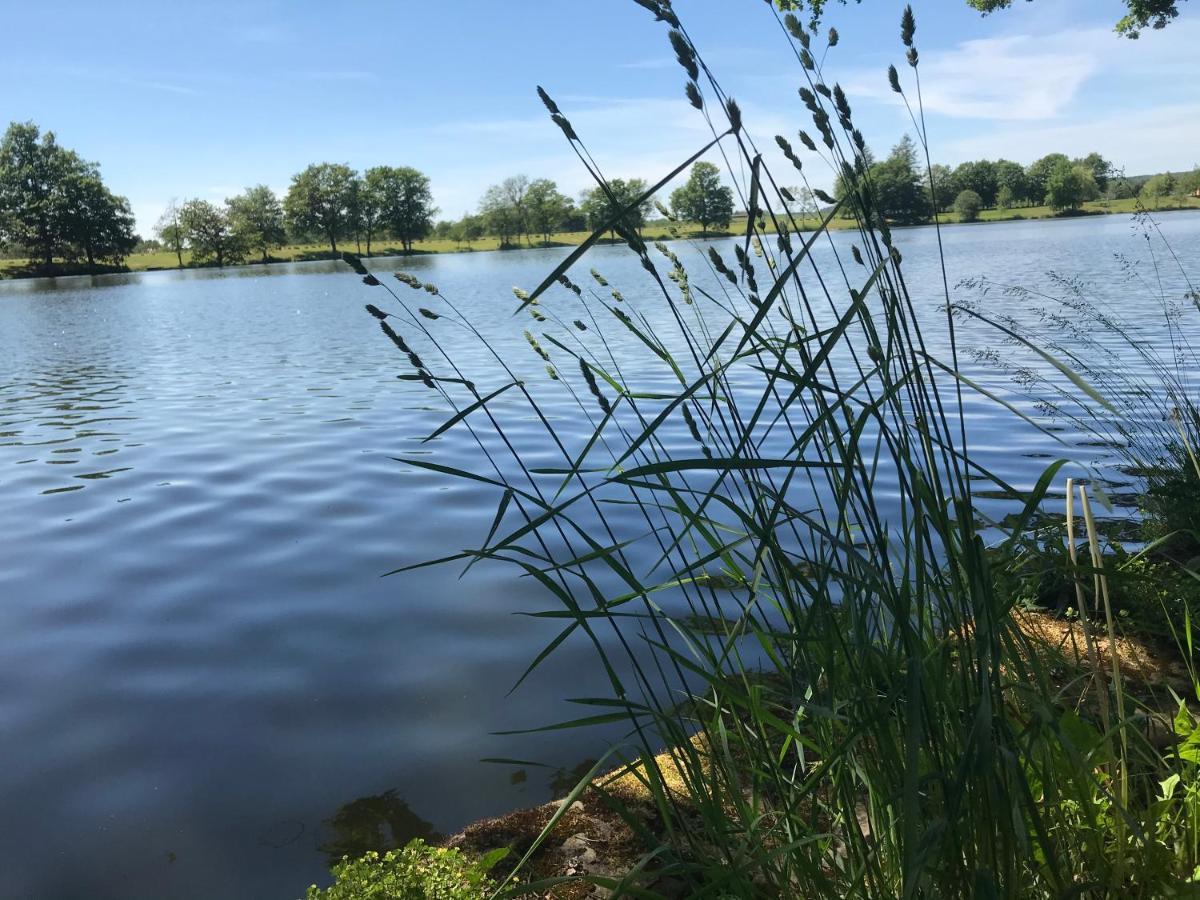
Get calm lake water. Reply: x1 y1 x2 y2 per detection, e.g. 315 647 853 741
2 211 1199 899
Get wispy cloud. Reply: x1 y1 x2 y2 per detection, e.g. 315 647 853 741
846 31 1102 120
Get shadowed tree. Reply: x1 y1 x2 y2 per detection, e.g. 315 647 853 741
952 159 998 208
227 185 286 263
60 170 136 266
843 135 931 225
994 159 1031 207
0 122 71 266
670 161 735 236
284 162 357 255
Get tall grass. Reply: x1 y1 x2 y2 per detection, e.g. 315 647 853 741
349 2 1200 895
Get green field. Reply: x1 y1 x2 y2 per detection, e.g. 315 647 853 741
3 197 1198 279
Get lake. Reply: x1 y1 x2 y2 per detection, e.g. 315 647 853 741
2 211 1199 898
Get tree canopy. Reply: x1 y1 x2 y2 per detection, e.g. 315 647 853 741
227 185 286 263
284 163 358 254
670 162 735 236
0 121 137 269
776 0 1187 37
580 178 654 239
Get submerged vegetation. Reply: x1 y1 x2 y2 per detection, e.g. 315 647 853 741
328 2 1200 897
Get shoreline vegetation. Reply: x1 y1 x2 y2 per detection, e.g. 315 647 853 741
307 1 1200 896
3 196 1199 281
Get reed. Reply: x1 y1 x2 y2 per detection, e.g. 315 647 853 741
348 2 1200 895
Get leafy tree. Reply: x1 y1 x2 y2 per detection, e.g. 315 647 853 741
1073 152 1112 192
1140 172 1177 207
155 199 185 267
993 159 1030 206
954 189 983 222
284 162 357 254
179 199 241 266
952 160 998 208
368 166 435 253
1026 153 1070 206
1180 167 1200 197
479 175 530 247
965 0 1185 37
853 135 931 225
995 185 1015 210
0 121 135 270
227 185 285 263
925 164 960 212
459 214 485 246
524 178 572 245
0 122 73 265
580 177 653 240
669 161 735 236
1044 160 1099 212
59 170 136 266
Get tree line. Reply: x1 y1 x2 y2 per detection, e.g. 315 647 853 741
154 163 437 267
431 162 736 248
0 122 137 269
837 137 1200 225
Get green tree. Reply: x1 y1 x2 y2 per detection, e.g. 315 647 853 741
1073 152 1112 192
1044 160 1099 212
779 0 1185 38
580 178 653 240
1140 172 1177 207
925 164 960 212
993 159 1030 206
479 176 530 247
954 189 983 222
1026 153 1070 207
524 178 572 244
1180 166 1200 197
59 170 137 266
284 162 357 254
227 185 285 263
952 160 998 208
855 135 931 225
179 198 241 267
669 161 735 236
995 185 1015 210
0 122 72 265
368 166 436 253
155 199 185 267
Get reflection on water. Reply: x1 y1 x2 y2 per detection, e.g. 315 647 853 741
317 790 439 866
1 212 1199 898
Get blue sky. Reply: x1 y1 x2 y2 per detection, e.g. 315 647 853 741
5 0 1197 235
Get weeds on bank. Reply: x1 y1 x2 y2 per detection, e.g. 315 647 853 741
343 2 1200 896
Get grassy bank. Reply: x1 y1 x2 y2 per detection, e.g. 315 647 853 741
3 196 1198 280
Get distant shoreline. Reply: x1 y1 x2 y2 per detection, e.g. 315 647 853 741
3 199 1198 282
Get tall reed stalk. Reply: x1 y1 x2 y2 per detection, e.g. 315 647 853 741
349 2 1200 895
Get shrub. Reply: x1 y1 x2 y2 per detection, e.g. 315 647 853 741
306 840 503 900
954 189 983 221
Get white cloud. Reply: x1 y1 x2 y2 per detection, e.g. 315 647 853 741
845 31 1103 121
